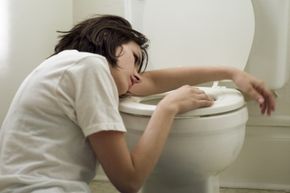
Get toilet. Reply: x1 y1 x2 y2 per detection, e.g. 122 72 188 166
120 0 289 193
120 87 247 193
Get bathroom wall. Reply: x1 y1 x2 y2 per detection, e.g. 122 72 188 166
0 0 289 191
0 0 73 123
72 0 124 24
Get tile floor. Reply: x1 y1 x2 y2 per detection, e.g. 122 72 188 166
89 180 289 193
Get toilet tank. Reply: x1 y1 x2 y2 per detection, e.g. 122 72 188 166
124 0 289 90
245 0 289 89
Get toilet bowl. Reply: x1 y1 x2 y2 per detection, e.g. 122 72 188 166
120 87 248 193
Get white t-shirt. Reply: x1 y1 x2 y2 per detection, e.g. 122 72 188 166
0 50 126 193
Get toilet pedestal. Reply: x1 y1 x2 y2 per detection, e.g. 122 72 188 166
142 175 220 193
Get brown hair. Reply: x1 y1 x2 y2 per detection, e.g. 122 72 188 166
53 15 149 72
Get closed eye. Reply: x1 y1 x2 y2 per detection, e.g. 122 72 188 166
133 53 141 67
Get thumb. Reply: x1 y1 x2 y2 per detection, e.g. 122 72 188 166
248 87 264 104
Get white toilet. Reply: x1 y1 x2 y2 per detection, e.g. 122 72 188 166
120 0 289 193
120 88 247 193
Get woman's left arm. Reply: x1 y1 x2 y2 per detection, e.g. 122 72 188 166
129 66 275 115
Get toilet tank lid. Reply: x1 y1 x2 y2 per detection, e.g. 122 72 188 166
119 87 245 117
127 0 255 71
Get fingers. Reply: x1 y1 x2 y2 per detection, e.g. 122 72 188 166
255 84 275 115
260 89 275 116
191 88 214 107
245 84 264 104
194 89 215 110
233 71 276 116
163 86 214 114
196 99 214 108
250 84 276 116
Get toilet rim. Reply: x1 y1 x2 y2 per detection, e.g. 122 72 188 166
119 87 246 117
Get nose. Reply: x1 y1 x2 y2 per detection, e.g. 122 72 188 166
132 72 141 84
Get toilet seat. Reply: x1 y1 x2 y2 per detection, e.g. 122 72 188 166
119 87 245 117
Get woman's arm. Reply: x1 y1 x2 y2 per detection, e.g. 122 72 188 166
130 66 276 115
129 66 234 95
88 85 213 193
88 105 176 193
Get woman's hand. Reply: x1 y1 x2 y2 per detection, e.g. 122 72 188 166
159 85 214 115
231 69 276 115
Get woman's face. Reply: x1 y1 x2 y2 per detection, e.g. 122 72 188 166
110 41 142 96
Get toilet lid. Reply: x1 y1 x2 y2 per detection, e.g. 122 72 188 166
119 87 245 117
126 0 255 70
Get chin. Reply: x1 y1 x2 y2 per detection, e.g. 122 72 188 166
119 89 128 96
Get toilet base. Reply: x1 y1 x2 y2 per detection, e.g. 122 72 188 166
141 175 220 193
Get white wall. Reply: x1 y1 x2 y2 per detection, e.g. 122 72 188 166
0 0 73 122
73 0 125 24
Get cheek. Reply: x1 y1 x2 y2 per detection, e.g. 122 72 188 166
111 69 126 95
115 72 129 94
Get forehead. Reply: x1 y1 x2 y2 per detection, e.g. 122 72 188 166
116 41 141 55
126 41 141 53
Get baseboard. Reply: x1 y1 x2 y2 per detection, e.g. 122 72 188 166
247 114 290 127
94 174 290 192
221 182 290 192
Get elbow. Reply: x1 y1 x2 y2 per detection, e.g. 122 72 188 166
114 176 143 193
117 185 140 193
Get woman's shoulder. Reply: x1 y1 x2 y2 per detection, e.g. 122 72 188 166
58 50 108 65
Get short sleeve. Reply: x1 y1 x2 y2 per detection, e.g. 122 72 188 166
56 56 126 137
